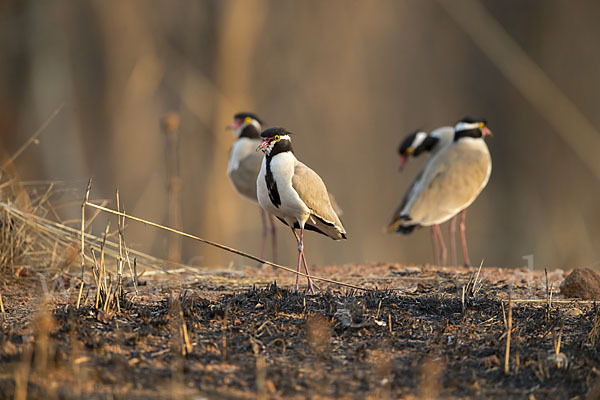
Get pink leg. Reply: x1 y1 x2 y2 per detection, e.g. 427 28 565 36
459 209 471 267
433 224 447 266
430 227 439 266
259 209 268 261
449 215 458 266
269 214 278 263
291 228 302 291
291 227 317 293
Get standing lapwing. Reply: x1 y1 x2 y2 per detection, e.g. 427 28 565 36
387 117 492 267
256 127 347 293
395 128 456 265
227 112 277 262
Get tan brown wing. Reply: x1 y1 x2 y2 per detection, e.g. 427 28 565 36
403 142 491 225
292 161 346 239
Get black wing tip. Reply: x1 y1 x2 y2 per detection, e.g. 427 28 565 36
395 224 419 234
340 232 348 240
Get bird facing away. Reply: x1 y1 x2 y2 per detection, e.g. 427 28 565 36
394 126 455 265
387 117 492 267
256 127 346 293
227 112 277 262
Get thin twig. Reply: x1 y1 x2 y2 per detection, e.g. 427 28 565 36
472 260 484 295
76 282 84 309
545 268 551 320
504 292 512 375
84 201 368 291
117 201 137 294
504 298 598 305
80 178 92 281
2 103 65 169
100 221 110 296
0 291 5 320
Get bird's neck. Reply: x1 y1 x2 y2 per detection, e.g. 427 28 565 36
454 129 482 141
239 124 261 139
266 140 294 159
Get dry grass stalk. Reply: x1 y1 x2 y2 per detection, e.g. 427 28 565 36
80 178 91 281
0 291 5 320
2 103 64 170
536 351 546 381
588 303 599 346
506 299 597 305
115 191 137 294
100 221 110 296
501 300 507 330
545 268 551 320
504 292 512 375
180 309 193 356
76 281 84 309
0 200 198 283
103 275 113 312
553 323 564 358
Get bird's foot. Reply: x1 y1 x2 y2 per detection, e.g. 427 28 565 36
306 279 320 294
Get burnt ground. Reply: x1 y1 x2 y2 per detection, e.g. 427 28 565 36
0 263 599 399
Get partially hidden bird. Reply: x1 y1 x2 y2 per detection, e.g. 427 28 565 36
387 117 492 267
256 127 347 293
227 112 277 262
395 128 455 265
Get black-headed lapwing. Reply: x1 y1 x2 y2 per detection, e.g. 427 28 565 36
394 127 455 265
256 127 346 293
227 112 277 262
387 117 492 267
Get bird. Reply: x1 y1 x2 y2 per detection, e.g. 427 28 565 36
394 127 455 265
227 112 277 263
256 127 347 293
387 117 492 267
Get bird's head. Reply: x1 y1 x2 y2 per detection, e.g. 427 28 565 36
257 127 293 155
398 130 428 170
454 116 492 139
227 112 263 138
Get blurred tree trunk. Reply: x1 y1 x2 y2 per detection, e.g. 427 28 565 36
201 0 268 266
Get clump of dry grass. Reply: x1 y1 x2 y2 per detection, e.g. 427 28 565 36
0 178 59 276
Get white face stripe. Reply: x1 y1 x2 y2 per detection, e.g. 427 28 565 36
454 121 482 132
412 131 428 149
262 134 292 155
248 118 262 132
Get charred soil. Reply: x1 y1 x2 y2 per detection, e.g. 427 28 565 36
0 264 598 399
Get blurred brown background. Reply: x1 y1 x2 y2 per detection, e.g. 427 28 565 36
1 0 599 270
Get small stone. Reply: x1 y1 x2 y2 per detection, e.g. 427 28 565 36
561 268 600 300
565 308 583 318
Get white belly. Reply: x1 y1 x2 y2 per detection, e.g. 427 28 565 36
228 137 260 174
257 153 310 227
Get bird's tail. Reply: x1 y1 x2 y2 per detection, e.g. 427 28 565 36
385 214 418 235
